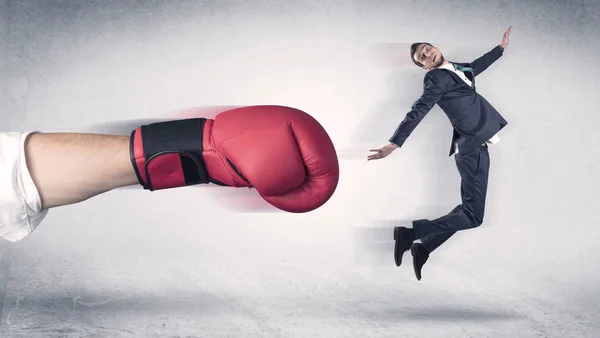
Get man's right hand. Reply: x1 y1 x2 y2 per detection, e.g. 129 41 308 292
367 143 398 161
500 26 512 49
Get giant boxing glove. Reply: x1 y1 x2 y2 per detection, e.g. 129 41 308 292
129 105 339 213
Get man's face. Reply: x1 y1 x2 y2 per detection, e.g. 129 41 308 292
414 43 444 70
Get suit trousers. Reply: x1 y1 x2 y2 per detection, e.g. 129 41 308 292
413 144 490 252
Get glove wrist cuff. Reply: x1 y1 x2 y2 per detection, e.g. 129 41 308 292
130 118 210 191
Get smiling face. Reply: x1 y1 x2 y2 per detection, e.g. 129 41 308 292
411 43 445 70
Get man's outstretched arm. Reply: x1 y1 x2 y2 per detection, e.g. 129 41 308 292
468 46 504 77
368 73 444 160
0 106 340 244
469 26 512 77
25 133 139 209
388 73 444 148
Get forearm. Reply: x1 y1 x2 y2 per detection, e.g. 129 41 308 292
24 133 138 209
389 87 441 147
471 45 504 76
389 115 419 147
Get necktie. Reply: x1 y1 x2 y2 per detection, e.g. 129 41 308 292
454 64 473 74
454 64 474 87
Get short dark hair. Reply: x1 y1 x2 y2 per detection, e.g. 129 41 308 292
410 42 432 68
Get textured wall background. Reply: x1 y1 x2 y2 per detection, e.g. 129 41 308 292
1 0 599 336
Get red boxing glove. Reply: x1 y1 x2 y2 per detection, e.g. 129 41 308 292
129 105 339 213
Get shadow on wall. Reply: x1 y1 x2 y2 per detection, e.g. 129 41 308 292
349 70 424 145
83 105 245 135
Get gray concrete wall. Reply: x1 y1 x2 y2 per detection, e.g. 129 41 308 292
0 0 598 336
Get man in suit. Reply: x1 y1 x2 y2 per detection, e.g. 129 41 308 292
368 26 512 281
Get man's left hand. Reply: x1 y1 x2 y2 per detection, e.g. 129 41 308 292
501 26 512 49
367 143 398 161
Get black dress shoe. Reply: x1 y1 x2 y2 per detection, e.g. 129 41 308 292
411 243 430 281
393 227 415 266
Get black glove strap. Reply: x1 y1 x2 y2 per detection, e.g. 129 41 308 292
130 118 210 191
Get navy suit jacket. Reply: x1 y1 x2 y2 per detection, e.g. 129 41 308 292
389 45 508 156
